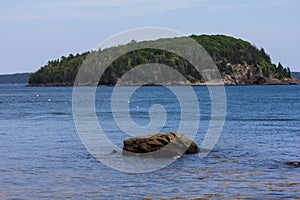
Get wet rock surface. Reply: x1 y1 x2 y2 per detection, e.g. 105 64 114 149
123 132 199 157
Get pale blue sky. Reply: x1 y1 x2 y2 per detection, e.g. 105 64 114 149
1 0 299 74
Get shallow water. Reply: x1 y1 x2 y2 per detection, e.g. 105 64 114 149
0 85 299 199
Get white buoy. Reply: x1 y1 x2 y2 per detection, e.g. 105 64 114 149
48 99 51 102
127 100 130 103
136 106 139 109
36 94 39 97
173 155 181 160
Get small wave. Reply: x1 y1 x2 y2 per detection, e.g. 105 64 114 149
48 112 70 116
225 117 299 122
77 153 94 159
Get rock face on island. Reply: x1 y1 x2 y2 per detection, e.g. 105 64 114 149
123 132 200 157
222 64 300 85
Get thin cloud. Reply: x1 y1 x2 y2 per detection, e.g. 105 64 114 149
209 4 244 11
256 0 297 8
41 0 206 10
2 0 295 22
0 0 209 21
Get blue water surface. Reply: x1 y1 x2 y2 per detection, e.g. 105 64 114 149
0 85 299 199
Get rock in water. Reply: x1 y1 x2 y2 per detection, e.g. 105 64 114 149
285 162 300 167
123 132 199 157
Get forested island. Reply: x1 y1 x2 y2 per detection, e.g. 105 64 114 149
28 35 299 86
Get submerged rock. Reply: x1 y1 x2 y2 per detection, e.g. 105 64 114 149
285 162 300 167
111 149 118 154
122 132 199 157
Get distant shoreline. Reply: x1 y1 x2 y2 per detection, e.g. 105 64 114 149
0 73 31 84
1 72 299 86
26 78 300 87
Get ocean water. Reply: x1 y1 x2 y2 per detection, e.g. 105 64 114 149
0 85 299 199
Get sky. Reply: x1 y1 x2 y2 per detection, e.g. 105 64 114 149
0 0 300 74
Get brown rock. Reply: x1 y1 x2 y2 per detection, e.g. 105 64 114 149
122 132 199 157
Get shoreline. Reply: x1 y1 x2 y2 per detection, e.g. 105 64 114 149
26 83 300 87
26 78 300 87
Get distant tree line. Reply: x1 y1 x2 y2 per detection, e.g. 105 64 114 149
0 73 31 84
29 35 291 85
291 72 300 80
